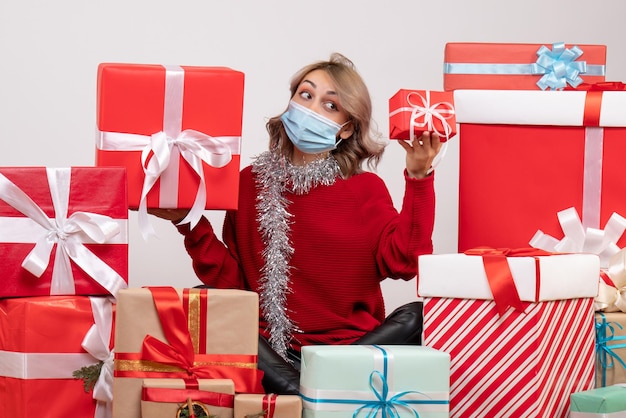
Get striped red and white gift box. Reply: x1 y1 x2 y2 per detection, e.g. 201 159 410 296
418 252 599 418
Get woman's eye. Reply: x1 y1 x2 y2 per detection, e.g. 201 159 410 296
299 91 312 100
324 102 338 111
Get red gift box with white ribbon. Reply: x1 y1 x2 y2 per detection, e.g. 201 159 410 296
455 84 626 256
0 167 128 298
389 89 456 142
418 250 599 418
0 296 115 418
95 63 244 238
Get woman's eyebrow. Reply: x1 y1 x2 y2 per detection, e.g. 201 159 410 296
302 79 337 96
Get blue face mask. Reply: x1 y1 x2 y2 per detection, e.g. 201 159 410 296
280 100 345 154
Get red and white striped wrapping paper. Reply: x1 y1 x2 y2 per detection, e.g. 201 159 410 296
419 252 599 418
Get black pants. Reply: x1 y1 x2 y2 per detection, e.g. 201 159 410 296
258 301 423 395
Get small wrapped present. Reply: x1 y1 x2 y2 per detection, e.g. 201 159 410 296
96 63 244 237
443 42 606 90
0 167 128 297
454 84 626 254
234 393 302 418
570 384 626 417
113 287 264 418
418 249 599 418
0 295 115 417
388 89 456 142
141 378 235 418
299 345 450 418
596 312 626 387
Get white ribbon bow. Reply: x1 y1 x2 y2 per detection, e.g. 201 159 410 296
81 297 115 418
530 207 626 269
596 249 626 312
137 128 233 239
0 168 127 297
389 91 455 141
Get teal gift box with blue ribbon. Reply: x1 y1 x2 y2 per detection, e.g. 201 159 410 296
596 312 626 387
570 384 626 417
443 42 606 91
299 345 450 418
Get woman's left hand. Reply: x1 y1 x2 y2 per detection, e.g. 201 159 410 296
398 131 442 179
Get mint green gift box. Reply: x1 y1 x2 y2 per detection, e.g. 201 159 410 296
299 345 450 418
569 384 626 417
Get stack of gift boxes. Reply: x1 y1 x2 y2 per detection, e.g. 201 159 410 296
0 63 305 418
403 41 626 417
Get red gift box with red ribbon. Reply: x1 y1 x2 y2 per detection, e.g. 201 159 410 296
454 84 626 256
0 167 128 297
443 42 607 91
113 287 264 418
0 295 115 418
389 89 456 142
418 250 599 418
96 63 244 236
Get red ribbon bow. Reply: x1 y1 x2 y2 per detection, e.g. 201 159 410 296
138 287 264 392
464 247 553 316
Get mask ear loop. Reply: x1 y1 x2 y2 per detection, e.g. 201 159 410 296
334 119 354 149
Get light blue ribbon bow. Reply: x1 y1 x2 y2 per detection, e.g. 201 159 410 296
595 313 626 387
352 369 420 418
532 42 587 90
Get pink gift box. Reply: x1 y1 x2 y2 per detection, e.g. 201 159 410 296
0 167 128 297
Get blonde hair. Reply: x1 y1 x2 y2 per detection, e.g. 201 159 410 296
266 53 385 177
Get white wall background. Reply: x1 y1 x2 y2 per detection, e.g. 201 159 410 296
1 0 625 313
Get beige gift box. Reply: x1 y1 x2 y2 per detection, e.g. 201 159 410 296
113 287 263 418
234 393 302 418
141 378 235 418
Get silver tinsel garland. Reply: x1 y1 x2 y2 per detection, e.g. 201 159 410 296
252 150 341 360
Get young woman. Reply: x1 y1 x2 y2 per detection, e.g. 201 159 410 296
150 53 442 394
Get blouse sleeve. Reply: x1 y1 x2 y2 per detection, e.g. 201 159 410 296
373 170 436 280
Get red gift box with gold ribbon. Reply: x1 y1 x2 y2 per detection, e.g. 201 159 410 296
444 42 607 91
113 287 264 418
0 295 115 418
454 83 626 259
0 167 128 297
95 63 244 237
418 250 599 417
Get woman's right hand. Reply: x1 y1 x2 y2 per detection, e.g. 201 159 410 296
147 208 191 224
